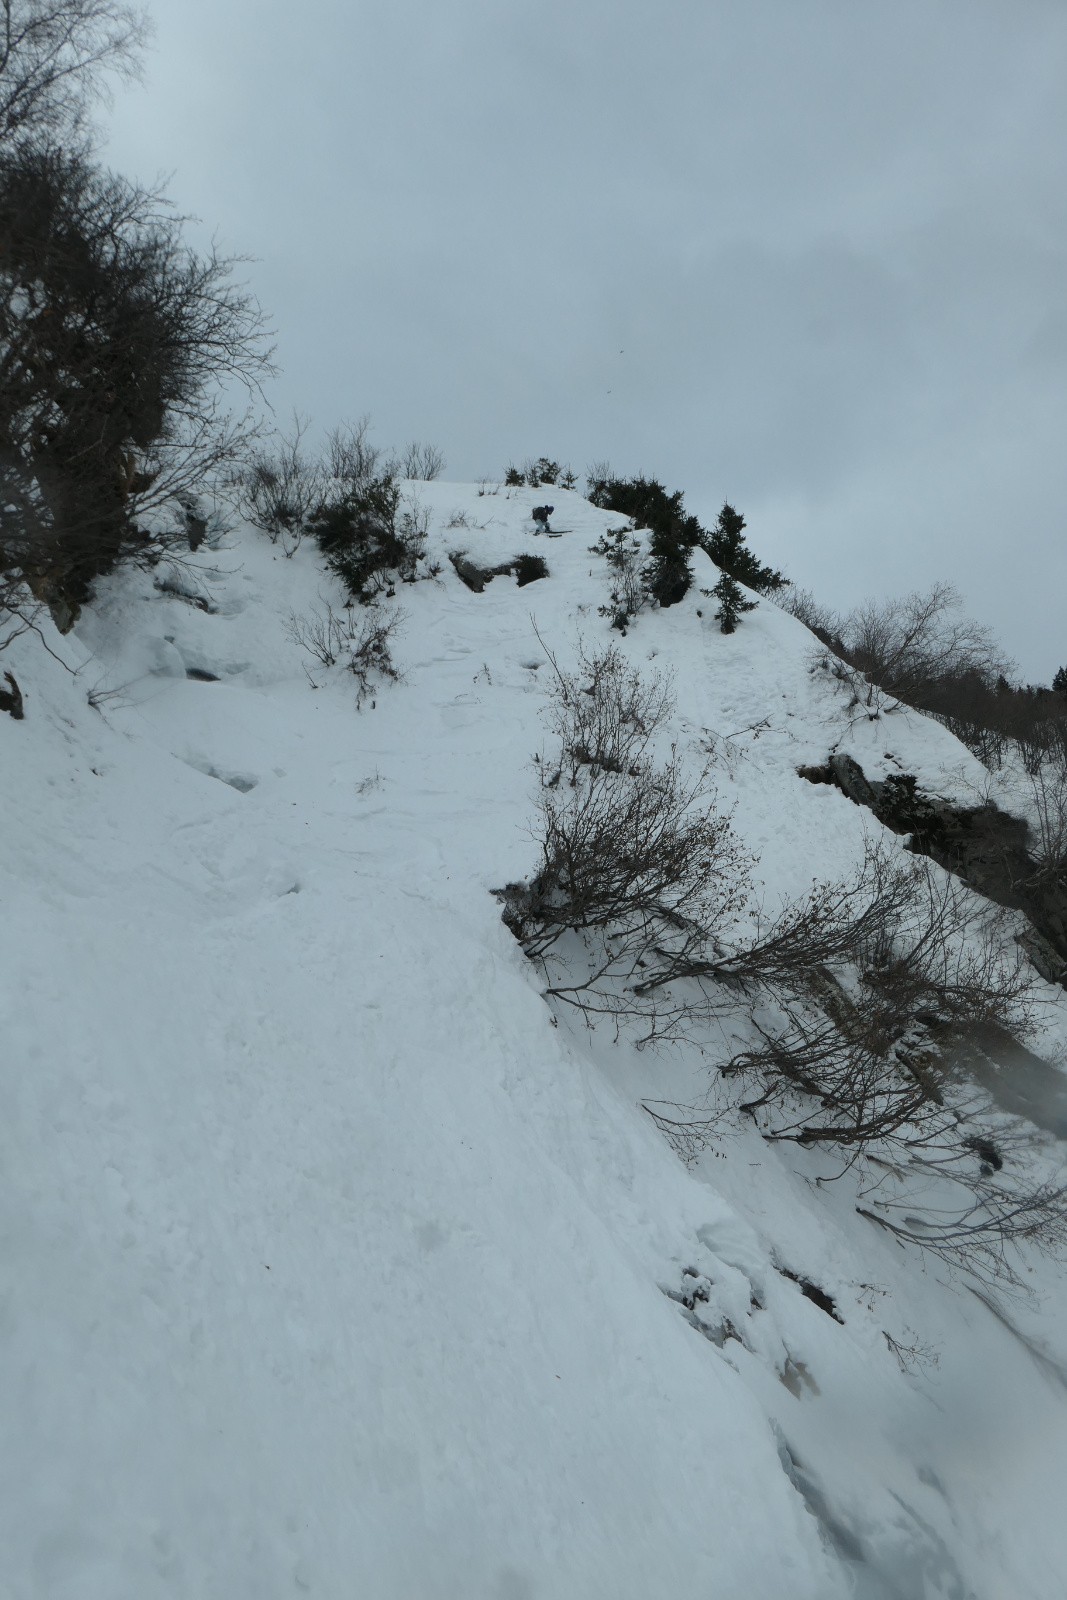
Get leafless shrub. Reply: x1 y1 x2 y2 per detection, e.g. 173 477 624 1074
687 840 918 995
723 855 1067 1285
285 598 349 668
325 416 388 488
236 415 327 554
0 596 39 651
585 460 615 505
286 599 402 706
858 1129 1067 1293
500 643 752 1040
641 1101 727 1166
346 609 402 706
777 586 845 651
883 1328 940 1376
1028 766 1067 883
509 656 1033 1069
398 440 444 481
722 853 1033 1148
0 589 77 675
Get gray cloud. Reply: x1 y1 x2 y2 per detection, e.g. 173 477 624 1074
104 0 1067 677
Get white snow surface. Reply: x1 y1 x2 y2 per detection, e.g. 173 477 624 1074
3 483 1067 1600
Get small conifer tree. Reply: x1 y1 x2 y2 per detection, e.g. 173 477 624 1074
1053 666 1067 697
644 523 694 607
588 476 786 614
587 475 697 607
703 502 784 592
711 570 757 634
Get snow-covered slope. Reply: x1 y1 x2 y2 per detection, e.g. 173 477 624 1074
3 483 1066 1600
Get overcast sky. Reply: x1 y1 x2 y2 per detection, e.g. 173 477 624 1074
105 0 1067 680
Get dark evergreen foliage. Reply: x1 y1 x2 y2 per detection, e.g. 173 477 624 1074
710 570 757 634
586 475 700 608
586 476 784 611
701 502 784 592
310 475 422 602
513 552 549 586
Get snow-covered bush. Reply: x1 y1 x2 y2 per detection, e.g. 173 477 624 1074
589 527 646 633
238 416 434 594
512 553 549 587
286 599 401 706
312 479 427 602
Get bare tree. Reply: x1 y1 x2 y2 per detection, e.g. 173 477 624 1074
0 0 147 145
1027 765 1067 886
0 141 273 626
842 583 1011 708
585 460 615 505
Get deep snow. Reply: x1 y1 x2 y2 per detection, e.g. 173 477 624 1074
3 481 1066 1600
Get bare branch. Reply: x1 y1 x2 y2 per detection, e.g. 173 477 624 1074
0 0 148 146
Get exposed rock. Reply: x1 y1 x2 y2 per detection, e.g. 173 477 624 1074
800 755 1067 987
0 671 24 719
828 752 879 808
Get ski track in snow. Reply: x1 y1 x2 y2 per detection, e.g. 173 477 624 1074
2 482 1067 1599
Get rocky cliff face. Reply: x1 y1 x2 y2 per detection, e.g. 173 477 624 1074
800 752 1067 985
